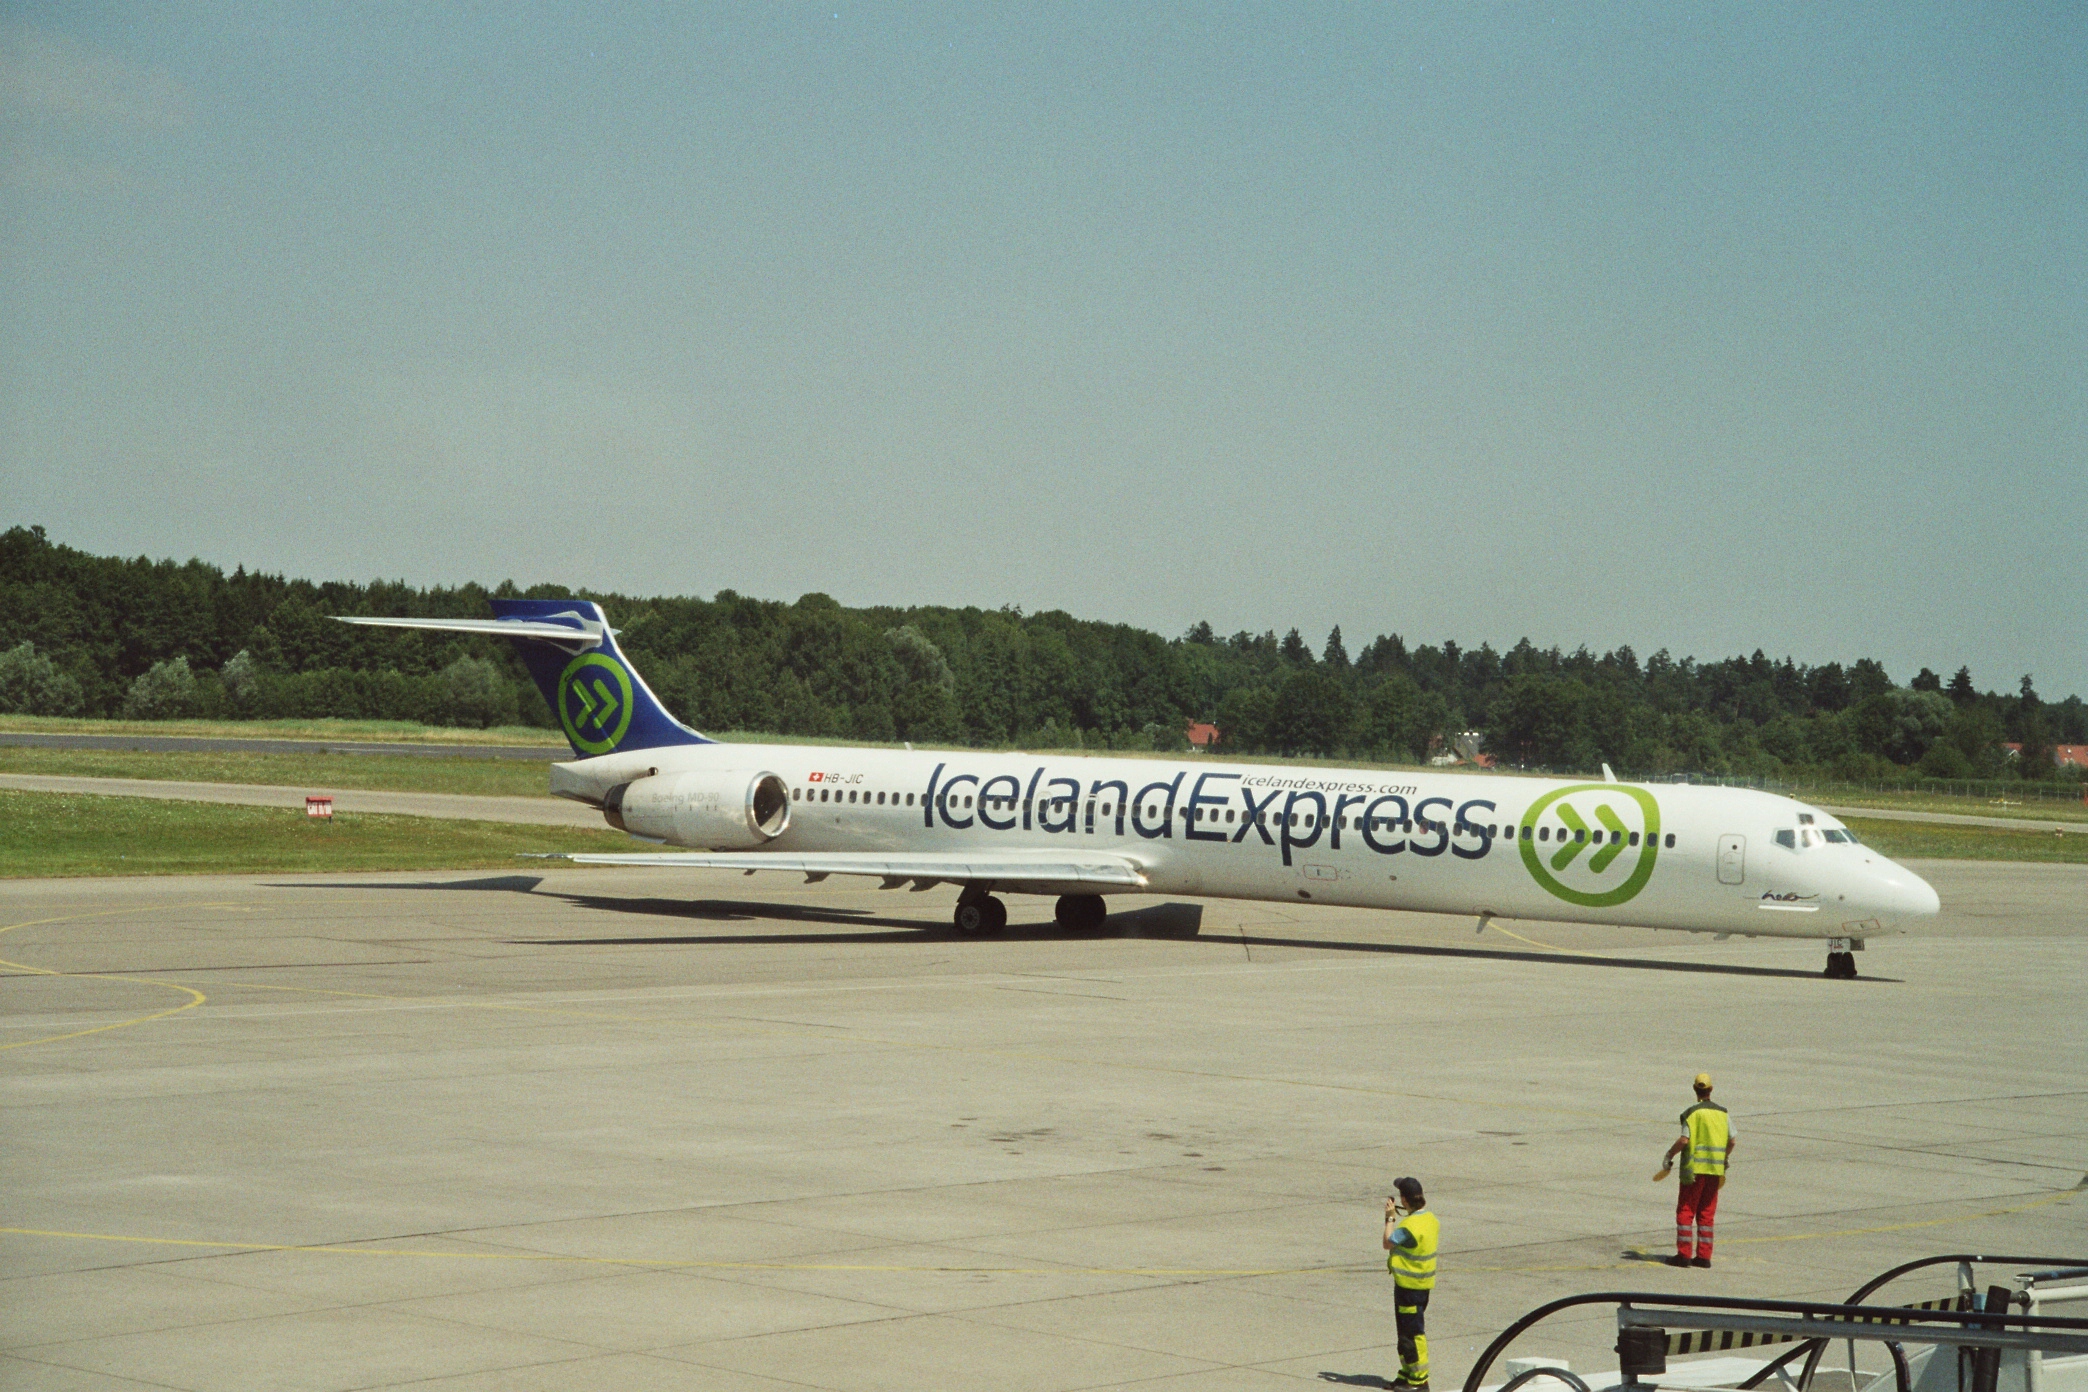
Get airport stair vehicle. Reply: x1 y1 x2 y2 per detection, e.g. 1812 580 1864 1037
1464 1254 2088 1392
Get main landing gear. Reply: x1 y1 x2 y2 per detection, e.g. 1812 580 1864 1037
953 890 1007 934
952 890 1108 934
1054 894 1107 932
1824 936 1861 979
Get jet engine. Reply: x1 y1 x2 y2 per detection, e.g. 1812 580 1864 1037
601 769 792 849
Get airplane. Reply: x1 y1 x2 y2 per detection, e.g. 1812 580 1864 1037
341 600 1941 979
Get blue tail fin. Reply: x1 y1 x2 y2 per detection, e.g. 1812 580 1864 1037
489 599 712 758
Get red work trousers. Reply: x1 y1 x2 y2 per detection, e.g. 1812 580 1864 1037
1676 1175 1721 1259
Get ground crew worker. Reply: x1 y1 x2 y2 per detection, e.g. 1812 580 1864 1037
1665 1072 1735 1267
1384 1175 1438 1389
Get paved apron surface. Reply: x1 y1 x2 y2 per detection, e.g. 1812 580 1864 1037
2 861 2081 1390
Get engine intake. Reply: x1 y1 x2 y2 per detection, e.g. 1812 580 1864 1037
602 770 791 848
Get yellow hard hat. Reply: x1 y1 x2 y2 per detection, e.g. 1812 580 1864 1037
1694 1072 1713 1090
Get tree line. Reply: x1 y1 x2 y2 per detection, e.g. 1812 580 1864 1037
3 525 2082 782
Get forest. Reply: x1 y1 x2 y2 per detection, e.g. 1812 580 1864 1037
2 525 2082 783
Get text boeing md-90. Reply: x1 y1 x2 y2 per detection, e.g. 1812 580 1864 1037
343 601 1939 978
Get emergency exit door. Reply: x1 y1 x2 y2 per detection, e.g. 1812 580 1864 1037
1716 834 1746 885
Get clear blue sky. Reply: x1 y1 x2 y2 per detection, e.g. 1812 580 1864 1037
4 4 2082 695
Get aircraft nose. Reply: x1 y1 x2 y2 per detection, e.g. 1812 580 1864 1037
1870 862 1941 927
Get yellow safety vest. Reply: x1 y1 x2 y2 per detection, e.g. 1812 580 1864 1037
1682 1102 1732 1179
1387 1208 1439 1289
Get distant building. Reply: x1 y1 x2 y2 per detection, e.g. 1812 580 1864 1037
2003 742 2087 768
1186 721 1221 750
1430 729 1496 769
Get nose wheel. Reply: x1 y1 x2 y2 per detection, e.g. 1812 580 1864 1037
1824 950 1858 979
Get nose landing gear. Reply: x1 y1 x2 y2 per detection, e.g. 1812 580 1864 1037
1823 935 1862 979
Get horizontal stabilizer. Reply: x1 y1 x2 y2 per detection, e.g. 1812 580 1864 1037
337 615 604 651
335 599 709 758
554 850 1149 889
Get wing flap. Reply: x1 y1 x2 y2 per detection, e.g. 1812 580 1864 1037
555 850 1147 888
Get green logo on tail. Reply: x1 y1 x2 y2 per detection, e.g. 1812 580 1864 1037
557 652 635 755
1519 783 1662 908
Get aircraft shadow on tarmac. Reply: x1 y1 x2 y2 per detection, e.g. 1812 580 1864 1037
279 877 1890 980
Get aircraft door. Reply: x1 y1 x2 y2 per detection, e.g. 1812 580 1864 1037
1716 834 1746 885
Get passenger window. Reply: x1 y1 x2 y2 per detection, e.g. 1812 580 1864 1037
1522 826 1532 840
1575 829 1585 842
906 793 915 806
1226 809 1235 822
1539 826 1549 842
965 796 973 808
1775 830 1796 848
1664 833 1675 848
848 791 857 803
1629 831 1640 846
820 789 829 802
793 788 801 800
1591 831 1602 844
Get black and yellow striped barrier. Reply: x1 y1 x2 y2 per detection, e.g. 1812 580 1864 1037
1666 1297 1965 1356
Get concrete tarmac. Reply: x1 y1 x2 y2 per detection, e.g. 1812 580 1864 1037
2 864 2083 1391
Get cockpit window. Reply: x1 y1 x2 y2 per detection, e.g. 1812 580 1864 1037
1822 828 1851 844
1775 830 1796 849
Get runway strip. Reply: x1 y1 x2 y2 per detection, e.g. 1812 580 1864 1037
0 730 563 760
0 772 601 827
1817 803 2084 833
1 771 2073 832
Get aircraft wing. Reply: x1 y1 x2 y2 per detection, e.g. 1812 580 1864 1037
550 850 1148 890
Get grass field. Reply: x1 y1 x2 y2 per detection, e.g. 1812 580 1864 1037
0 745 552 797
0 789 623 878
1838 816 2087 864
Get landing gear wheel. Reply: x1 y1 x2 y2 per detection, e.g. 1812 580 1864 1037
1054 894 1107 932
954 895 1007 935
1824 950 1858 979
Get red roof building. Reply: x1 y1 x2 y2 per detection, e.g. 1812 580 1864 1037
1186 721 1221 749
2002 743 2087 768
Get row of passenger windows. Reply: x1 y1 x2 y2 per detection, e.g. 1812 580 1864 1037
793 784 1679 849
794 786 915 805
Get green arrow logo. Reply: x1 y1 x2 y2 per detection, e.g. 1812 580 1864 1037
557 653 635 756
1519 783 1662 909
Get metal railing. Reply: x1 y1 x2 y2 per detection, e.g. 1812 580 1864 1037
1461 1254 2088 1392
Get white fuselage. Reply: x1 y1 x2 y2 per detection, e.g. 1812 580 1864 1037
552 743 1941 941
